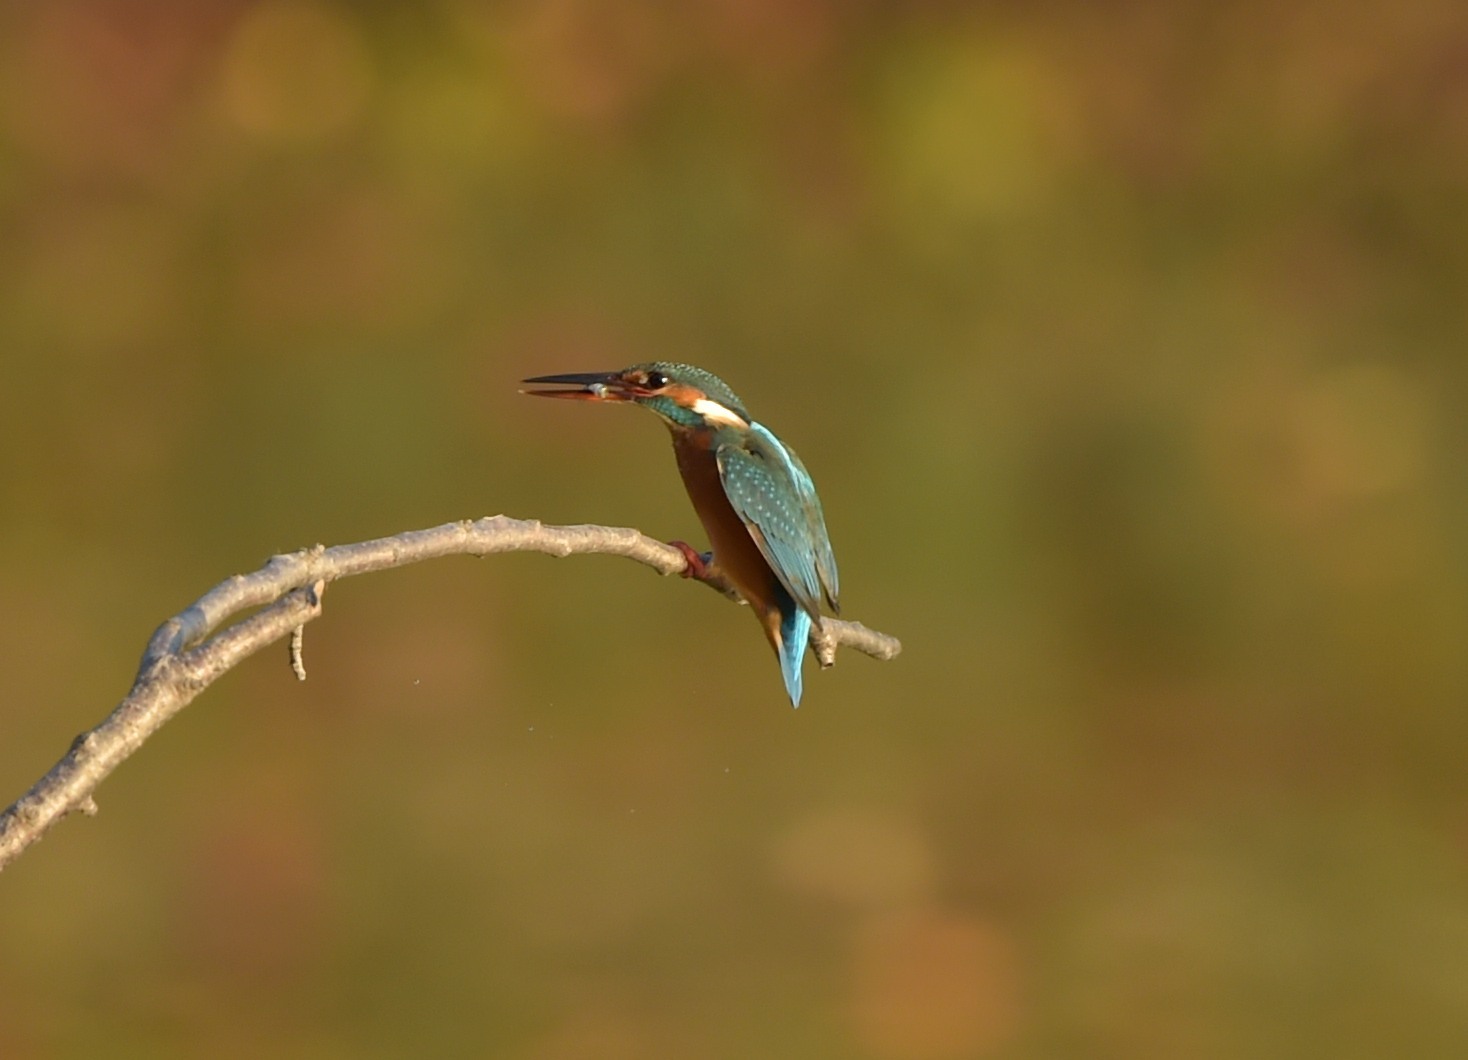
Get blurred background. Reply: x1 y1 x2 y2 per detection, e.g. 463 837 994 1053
2 0 1467 1056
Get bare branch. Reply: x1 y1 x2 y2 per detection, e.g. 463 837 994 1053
0 516 900 873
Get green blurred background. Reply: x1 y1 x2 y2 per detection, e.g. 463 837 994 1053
3 1 1467 1056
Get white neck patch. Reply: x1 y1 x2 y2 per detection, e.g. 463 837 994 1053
690 397 749 429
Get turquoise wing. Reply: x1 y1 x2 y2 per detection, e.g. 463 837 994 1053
715 422 840 619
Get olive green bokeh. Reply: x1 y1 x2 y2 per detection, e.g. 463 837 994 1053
2 2 1467 1057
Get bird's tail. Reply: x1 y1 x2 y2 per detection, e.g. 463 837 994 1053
776 608 813 708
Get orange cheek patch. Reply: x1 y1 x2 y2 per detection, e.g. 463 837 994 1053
662 383 701 405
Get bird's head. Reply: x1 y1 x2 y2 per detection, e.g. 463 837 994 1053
521 362 750 431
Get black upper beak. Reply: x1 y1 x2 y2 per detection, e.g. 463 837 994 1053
519 371 630 401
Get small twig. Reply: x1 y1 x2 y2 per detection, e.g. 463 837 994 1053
288 580 325 681
289 626 307 680
0 516 901 873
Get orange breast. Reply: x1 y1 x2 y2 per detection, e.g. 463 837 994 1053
671 430 783 623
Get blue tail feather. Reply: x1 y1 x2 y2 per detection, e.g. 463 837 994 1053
777 608 812 708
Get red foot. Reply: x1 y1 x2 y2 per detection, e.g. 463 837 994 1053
669 540 714 580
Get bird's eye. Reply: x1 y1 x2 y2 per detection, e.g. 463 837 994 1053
643 370 667 390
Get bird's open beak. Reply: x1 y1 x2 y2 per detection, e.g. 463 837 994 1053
519 371 634 402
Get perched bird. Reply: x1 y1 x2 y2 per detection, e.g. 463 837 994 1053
521 363 840 706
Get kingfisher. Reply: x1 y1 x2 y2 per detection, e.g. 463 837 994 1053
521 363 840 707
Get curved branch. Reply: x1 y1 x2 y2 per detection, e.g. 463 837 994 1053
0 515 901 872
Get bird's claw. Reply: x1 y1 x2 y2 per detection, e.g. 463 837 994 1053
669 540 714 581
669 542 744 603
